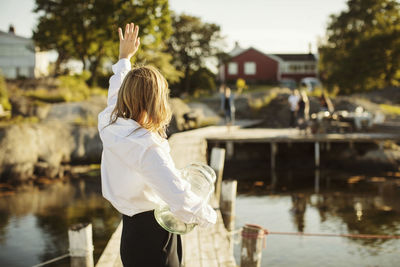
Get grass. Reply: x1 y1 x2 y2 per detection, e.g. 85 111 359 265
380 104 400 116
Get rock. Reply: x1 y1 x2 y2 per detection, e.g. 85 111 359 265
44 95 106 124
9 95 51 119
0 121 102 183
168 98 192 135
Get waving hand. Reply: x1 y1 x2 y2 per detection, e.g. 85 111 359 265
118 23 140 60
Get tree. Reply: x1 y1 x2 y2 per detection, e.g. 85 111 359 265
166 14 224 94
318 0 400 93
33 0 180 85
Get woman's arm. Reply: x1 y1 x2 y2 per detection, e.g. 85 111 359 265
139 145 217 227
107 23 141 107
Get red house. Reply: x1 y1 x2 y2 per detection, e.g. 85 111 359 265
219 43 318 84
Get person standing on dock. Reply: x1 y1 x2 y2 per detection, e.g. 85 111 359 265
223 85 235 126
297 90 310 133
288 89 300 127
98 23 216 267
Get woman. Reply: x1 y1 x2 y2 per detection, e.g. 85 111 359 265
98 23 216 267
297 90 310 133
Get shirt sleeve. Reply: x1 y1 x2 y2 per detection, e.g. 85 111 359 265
107 58 132 107
139 144 217 227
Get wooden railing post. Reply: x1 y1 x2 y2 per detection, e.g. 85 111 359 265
240 224 265 267
68 223 94 267
210 147 226 204
220 180 237 231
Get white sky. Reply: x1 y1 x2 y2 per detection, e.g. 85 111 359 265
0 0 348 54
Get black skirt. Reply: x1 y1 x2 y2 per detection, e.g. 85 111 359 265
120 210 182 267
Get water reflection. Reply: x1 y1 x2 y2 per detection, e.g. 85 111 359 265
235 171 400 266
237 170 400 246
0 174 120 267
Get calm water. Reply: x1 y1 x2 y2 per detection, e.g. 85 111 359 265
0 169 399 266
0 172 120 267
233 171 400 267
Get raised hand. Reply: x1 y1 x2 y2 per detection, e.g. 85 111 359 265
118 23 140 60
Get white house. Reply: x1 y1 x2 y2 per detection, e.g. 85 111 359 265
0 27 49 79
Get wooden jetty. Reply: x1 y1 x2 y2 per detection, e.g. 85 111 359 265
206 128 400 169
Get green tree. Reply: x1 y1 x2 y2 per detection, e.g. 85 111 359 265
319 0 400 93
33 0 180 85
166 14 224 94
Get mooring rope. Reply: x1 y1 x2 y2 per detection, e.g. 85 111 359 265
31 253 69 267
227 227 400 240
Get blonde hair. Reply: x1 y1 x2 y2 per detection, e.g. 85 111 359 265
108 65 172 138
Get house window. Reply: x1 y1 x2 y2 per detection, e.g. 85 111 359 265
244 62 256 75
228 62 238 75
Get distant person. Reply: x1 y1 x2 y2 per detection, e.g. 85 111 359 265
223 85 235 125
219 83 227 113
288 89 300 127
297 90 310 133
319 92 334 113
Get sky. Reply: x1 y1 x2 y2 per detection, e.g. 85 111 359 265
0 0 348 54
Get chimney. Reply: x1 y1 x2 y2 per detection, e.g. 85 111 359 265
8 24 15 34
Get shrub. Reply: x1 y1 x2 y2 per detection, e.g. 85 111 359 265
0 74 11 111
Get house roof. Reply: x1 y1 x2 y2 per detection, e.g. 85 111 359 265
228 43 316 62
273 53 316 61
0 30 32 41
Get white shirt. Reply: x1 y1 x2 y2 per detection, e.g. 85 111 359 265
288 94 300 111
97 59 216 227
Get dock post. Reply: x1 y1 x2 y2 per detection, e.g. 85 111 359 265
210 147 226 204
220 180 237 231
226 141 234 159
270 142 277 171
326 141 331 151
221 180 237 256
314 142 320 168
68 223 94 267
241 224 265 267
314 169 320 194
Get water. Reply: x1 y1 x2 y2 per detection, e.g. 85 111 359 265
0 172 120 267
1 169 399 266
233 171 400 266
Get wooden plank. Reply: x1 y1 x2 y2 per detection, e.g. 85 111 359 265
95 222 122 267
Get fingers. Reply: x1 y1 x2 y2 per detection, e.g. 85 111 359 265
120 23 139 43
125 23 130 38
118 27 123 41
133 25 139 41
135 37 140 49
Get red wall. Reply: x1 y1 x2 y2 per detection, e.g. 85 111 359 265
225 48 279 83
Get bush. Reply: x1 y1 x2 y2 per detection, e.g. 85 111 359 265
190 68 216 94
24 71 104 103
0 74 11 111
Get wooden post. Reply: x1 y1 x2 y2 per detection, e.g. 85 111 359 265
314 169 320 194
270 142 277 171
210 147 226 204
326 141 331 151
68 223 94 267
241 224 265 267
314 142 320 168
220 180 237 232
226 141 234 159
349 141 354 149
